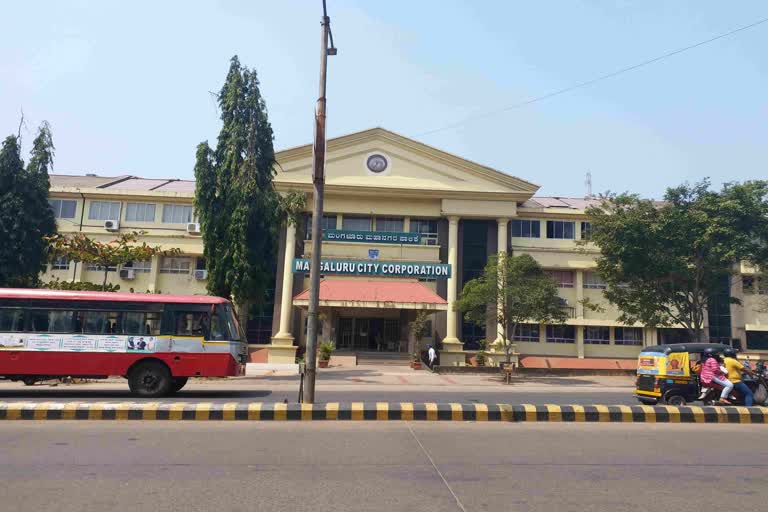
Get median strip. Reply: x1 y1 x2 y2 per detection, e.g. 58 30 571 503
0 402 765 423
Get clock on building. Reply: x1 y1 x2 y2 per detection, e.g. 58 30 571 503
366 154 388 173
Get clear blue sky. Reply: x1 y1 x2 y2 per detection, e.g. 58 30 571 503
1 1 766 198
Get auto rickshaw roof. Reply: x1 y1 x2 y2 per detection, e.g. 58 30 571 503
641 343 732 355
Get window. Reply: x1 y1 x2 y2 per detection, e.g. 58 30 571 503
88 201 121 220
29 310 75 333
160 257 192 274
124 260 151 273
162 204 194 224
584 326 610 345
0 309 25 332
583 272 607 289
615 327 643 346
172 311 210 337
546 270 574 288
49 199 77 219
580 221 592 240
546 220 575 239
546 325 575 343
746 331 768 351
511 219 540 238
305 214 338 239
376 217 404 232
123 312 161 335
76 311 120 334
513 323 540 342
342 215 372 231
52 257 70 270
410 218 439 245
86 263 117 272
125 203 156 222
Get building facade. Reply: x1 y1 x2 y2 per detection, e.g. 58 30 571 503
44 129 768 365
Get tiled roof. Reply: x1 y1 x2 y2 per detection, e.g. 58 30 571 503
50 174 195 192
294 280 447 305
521 197 601 210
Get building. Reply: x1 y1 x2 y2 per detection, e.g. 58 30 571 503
44 128 768 366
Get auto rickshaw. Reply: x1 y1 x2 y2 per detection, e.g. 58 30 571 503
634 343 732 405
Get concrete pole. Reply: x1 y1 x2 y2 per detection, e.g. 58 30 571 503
304 9 334 403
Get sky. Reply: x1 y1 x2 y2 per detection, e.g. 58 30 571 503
1 0 766 199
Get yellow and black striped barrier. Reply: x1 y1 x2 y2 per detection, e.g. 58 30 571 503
0 402 766 422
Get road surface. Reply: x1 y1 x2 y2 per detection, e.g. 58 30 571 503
0 422 765 512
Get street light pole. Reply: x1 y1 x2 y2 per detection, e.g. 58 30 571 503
304 1 336 404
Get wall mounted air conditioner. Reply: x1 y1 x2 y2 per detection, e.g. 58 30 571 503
193 269 208 281
119 268 136 280
104 219 120 231
186 222 201 235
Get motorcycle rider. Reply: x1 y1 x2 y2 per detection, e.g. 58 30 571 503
722 348 756 406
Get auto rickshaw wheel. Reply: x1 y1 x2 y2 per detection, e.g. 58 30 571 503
663 393 687 406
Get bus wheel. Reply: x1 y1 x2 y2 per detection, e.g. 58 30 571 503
22 376 37 386
170 377 189 394
128 361 172 397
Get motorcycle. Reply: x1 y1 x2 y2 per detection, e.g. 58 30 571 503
699 361 768 406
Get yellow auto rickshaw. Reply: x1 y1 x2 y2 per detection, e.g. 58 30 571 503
635 343 731 405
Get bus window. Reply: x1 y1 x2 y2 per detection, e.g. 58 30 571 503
77 311 120 334
210 312 225 340
123 312 162 335
173 311 210 338
223 304 242 341
0 309 25 332
29 310 75 333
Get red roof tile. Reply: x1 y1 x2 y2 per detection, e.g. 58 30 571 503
294 280 447 305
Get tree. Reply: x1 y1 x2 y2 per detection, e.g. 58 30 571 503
409 311 431 361
194 56 280 313
46 231 174 291
585 180 768 342
456 253 566 364
0 123 57 287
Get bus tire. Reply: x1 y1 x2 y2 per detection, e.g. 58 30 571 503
169 377 189 394
22 376 37 386
128 360 172 397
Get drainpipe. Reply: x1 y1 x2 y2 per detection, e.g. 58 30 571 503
71 191 86 282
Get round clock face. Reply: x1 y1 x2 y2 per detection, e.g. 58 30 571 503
366 154 388 173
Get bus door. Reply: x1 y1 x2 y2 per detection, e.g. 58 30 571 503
162 304 211 353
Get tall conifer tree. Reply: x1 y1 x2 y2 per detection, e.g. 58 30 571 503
194 56 279 311
0 123 57 287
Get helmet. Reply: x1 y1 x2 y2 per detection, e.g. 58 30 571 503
702 348 718 359
722 348 737 358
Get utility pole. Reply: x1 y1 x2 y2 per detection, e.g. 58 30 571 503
304 0 336 404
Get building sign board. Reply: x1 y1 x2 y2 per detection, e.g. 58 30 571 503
323 229 421 245
293 258 451 278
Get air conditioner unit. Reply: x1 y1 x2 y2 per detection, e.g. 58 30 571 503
104 219 120 231
119 268 136 280
186 222 201 235
193 269 208 281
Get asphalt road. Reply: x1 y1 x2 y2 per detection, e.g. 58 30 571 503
1 422 766 512
0 382 637 405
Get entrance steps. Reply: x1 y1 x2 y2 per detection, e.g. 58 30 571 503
356 351 411 366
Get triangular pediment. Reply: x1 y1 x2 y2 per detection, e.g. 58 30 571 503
274 128 538 199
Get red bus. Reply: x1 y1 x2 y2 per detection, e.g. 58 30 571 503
0 289 247 397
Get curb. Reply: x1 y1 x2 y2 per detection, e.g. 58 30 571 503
0 402 766 423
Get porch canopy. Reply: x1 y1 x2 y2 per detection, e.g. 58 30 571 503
292 280 448 311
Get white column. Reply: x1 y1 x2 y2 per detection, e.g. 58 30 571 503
496 218 509 342
275 222 297 339
269 222 299 364
444 216 461 344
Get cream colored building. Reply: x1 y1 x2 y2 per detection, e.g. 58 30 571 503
44 128 768 366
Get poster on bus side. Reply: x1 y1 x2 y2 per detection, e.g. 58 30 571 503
0 334 26 349
27 335 61 351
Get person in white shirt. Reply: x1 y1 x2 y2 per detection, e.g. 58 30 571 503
428 345 437 369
